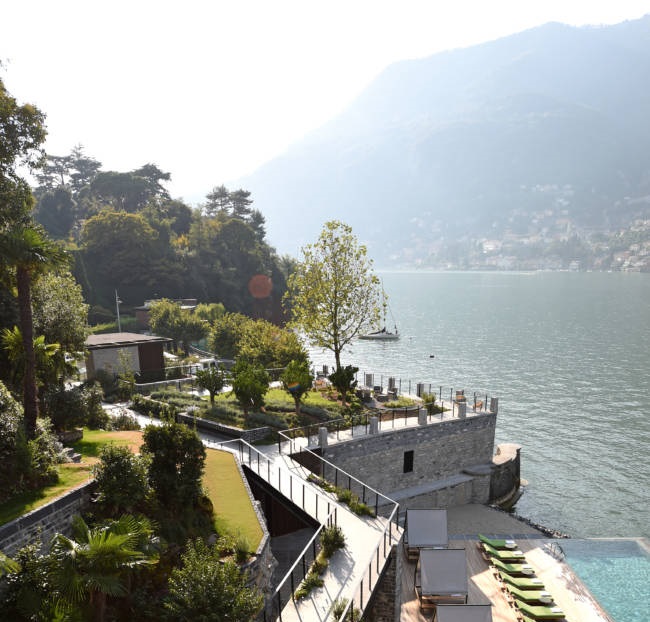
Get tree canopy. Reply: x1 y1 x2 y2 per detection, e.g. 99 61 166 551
285 220 383 372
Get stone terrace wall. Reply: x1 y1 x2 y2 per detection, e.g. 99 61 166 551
321 413 497 508
0 481 96 556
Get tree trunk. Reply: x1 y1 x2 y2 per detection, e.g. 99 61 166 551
16 266 38 439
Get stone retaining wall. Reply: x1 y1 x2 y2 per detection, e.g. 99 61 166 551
176 412 270 442
321 413 497 509
0 481 96 556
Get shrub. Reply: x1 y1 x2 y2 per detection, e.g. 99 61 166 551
320 525 345 558
93 445 150 517
141 423 206 512
294 570 324 600
109 408 141 431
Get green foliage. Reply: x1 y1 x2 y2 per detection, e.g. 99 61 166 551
49 514 158 621
44 381 104 431
230 361 269 416
163 538 263 621
141 423 206 512
328 364 359 404
148 299 208 356
281 359 314 415
0 381 30 502
130 394 178 422
93 445 150 517
294 569 324 600
285 220 383 371
195 365 226 405
193 302 225 324
109 408 141 431
332 598 362 621
209 312 306 368
209 312 247 359
1 541 57 620
320 524 346 558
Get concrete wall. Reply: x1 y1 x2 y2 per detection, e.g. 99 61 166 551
320 414 497 509
0 481 96 557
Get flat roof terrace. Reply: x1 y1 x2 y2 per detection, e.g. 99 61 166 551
400 505 613 622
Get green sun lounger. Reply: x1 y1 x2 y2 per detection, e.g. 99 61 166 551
491 558 536 576
481 541 526 562
478 533 517 549
507 585 555 604
497 570 546 591
514 598 565 620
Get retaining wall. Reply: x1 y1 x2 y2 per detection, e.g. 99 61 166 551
321 413 497 509
0 480 96 557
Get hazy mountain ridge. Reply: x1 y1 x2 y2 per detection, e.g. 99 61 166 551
241 17 650 268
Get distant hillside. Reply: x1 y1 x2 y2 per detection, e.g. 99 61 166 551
240 16 650 266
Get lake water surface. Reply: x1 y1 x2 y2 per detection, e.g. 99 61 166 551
308 271 649 538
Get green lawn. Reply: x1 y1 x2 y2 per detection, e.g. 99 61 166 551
1 429 265 555
203 448 263 550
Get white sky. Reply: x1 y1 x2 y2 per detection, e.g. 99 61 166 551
3 0 650 205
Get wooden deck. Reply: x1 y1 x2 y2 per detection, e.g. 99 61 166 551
399 539 612 622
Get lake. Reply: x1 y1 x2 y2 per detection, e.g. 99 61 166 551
307 271 650 538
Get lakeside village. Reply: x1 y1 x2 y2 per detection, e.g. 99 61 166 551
2 317 621 622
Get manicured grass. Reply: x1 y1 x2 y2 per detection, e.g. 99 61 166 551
0 463 93 525
203 449 263 550
1 429 265 556
71 428 144 463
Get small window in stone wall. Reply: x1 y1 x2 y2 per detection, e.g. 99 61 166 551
403 450 414 473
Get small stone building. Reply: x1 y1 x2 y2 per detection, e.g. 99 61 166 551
85 332 172 381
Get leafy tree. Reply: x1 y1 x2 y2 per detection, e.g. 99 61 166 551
32 270 89 382
163 538 263 622
141 422 206 511
285 220 383 374
0 77 46 188
69 144 102 193
44 382 104 432
148 299 208 356
209 312 248 359
0 224 68 438
281 360 314 415
237 318 307 369
209 313 306 368
195 365 226 406
34 186 76 238
49 514 158 622
328 365 359 407
193 302 226 324
230 361 269 416
93 445 150 517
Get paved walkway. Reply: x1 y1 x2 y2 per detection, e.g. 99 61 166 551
212 438 402 621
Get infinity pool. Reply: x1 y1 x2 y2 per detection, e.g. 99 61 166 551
558 539 650 622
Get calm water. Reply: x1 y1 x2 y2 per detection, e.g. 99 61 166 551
308 271 650 538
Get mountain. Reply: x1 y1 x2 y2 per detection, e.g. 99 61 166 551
240 17 650 266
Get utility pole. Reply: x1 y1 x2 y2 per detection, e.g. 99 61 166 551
115 289 122 332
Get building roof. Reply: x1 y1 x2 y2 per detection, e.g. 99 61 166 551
86 333 172 349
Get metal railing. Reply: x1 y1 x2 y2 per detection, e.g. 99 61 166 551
211 439 339 621
276 430 401 621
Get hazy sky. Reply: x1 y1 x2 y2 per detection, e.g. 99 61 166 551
3 1 649 204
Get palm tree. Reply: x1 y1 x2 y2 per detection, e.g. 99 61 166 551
1 325 60 393
0 224 67 438
49 514 158 622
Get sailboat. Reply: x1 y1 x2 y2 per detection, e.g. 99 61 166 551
359 294 399 341
358 325 399 340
